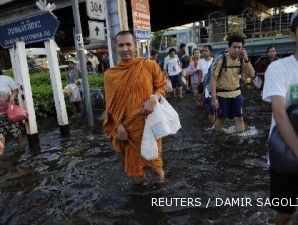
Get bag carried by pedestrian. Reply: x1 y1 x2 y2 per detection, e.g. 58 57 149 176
64 82 82 103
141 96 181 160
252 76 263 89
269 104 298 175
6 103 28 123
141 120 159 160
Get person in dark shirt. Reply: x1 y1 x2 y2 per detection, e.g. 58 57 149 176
255 45 279 90
100 53 110 73
178 43 189 69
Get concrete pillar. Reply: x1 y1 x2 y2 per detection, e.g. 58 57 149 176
14 41 40 149
44 39 70 135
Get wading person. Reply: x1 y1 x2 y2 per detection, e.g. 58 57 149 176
103 31 166 184
179 43 191 92
0 69 22 154
255 45 279 91
66 59 84 117
187 54 202 105
211 34 255 133
87 51 99 73
262 10 298 225
187 48 201 94
164 48 183 98
199 45 215 125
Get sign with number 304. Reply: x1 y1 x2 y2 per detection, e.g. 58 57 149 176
86 0 106 20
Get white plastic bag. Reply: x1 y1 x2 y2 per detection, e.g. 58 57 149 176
64 82 83 103
141 96 181 160
141 121 159 161
150 96 181 139
253 76 263 89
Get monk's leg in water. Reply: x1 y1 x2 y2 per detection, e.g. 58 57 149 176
234 116 245 133
150 167 165 184
214 119 224 132
132 175 145 184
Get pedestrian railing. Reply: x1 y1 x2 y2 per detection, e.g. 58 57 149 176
199 11 293 44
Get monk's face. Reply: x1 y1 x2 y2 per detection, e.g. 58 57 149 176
116 34 136 61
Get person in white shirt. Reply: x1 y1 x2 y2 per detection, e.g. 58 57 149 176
187 54 202 105
262 9 298 225
199 45 214 125
164 48 183 98
87 51 99 73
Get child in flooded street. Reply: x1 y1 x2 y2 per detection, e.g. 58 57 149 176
187 54 203 105
210 34 255 133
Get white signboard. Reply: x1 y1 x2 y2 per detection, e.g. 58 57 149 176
88 21 105 41
86 0 106 20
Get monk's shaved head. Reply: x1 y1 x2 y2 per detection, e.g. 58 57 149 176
115 31 137 44
115 30 137 61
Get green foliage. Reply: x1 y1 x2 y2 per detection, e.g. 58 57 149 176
3 70 104 117
3 69 14 77
31 84 55 117
88 74 104 87
151 30 165 51
228 16 246 36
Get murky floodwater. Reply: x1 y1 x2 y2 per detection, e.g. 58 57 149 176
1 86 297 225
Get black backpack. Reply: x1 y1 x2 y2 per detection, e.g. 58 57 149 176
218 53 243 79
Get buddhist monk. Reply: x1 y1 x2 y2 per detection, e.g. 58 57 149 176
103 31 166 184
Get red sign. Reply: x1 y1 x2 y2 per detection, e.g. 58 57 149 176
131 0 151 31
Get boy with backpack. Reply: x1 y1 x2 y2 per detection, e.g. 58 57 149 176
210 34 255 133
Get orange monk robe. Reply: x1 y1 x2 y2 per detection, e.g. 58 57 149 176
103 57 166 176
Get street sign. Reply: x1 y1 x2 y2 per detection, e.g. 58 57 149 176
88 20 105 41
131 0 151 40
0 11 59 49
86 0 106 20
134 30 150 39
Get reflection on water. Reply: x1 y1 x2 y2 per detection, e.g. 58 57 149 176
0 88 297 225
223 126 260 137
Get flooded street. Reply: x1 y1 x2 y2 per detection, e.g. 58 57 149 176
0 87 297 225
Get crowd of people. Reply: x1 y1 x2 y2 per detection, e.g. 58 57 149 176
86 51 110 74
160 35 255 130
104 9 298 225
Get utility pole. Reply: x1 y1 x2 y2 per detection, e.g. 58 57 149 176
71 0 94 127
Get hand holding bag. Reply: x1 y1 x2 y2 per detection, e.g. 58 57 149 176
141 96 181 160
149 96 181 139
